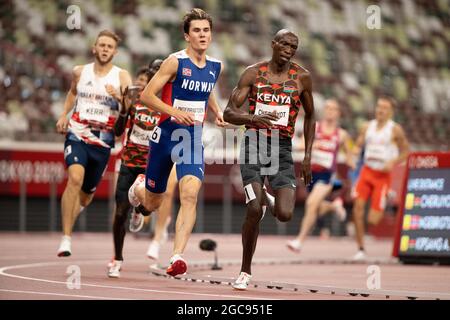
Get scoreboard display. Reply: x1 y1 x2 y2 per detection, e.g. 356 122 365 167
393 152 450 264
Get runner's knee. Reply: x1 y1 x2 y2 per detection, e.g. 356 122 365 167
67 171 83 189
180 188 198 207
246 200 263 221
305 196 321 210
275 209 293 222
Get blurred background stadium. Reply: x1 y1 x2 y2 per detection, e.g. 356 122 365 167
0 0 449 237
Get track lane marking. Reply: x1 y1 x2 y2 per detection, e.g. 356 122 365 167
0 260 275 300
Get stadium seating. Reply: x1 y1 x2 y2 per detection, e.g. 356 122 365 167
0 0 448 150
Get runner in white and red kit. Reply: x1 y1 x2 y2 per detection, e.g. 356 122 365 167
351 96 409 261
55 30 132 257
287 99 354 253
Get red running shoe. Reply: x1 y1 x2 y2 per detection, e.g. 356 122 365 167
166 254 187 276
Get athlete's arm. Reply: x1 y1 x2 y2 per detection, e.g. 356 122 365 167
105 85 121 103
299 71 315 186
208 91 226 127
223 65 278 127
114 70 134 136
384 124 410 171
118 70 133 109
140 55 194 126
340 128 355 170
56 65 82 134
114 106 129 137
208 62 226 127
353 122 368 156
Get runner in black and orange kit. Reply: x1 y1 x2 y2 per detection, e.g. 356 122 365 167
107 62 162 278
224 29 315 290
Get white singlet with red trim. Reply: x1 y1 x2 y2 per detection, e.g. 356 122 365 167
364 119 399 170
68 63 121 148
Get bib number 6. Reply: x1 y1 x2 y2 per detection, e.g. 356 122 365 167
150 126 161 143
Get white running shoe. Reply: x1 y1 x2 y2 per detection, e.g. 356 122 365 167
128 174 145 207
352 250 367 262
286 239 302 253
57 235 72 257
232 272 252 290
146 241 161 260
129 208 144 233
107 260 123 278
332 197 347 222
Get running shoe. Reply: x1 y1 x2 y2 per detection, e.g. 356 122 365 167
129 207 144 233
128 174 145 207
107 260 123 278
57 235 72 257
166 254 187 276
351 250 367 262
232 272 252 290
286 239 302 253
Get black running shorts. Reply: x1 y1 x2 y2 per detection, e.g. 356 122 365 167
239 129 297 191
115 164 146 203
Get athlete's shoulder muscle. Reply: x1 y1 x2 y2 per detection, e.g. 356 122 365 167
72 65 83 80
393 123 407 140
69 65 83 94
158 55 179 82
238 63 261 88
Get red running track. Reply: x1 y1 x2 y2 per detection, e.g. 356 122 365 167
0 232 449 300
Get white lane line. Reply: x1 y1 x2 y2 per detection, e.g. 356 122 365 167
0 261 275 300
0 289 130 300
150 264 450 300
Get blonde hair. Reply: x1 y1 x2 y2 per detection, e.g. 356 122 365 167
95 30 121 46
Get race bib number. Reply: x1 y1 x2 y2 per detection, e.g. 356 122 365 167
171 99 206 123
78 103 110 124
150 126 161 144
311 150 334 169
254 103 289 127
365 144 388 161
244 183 256 204
129 125 153 146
